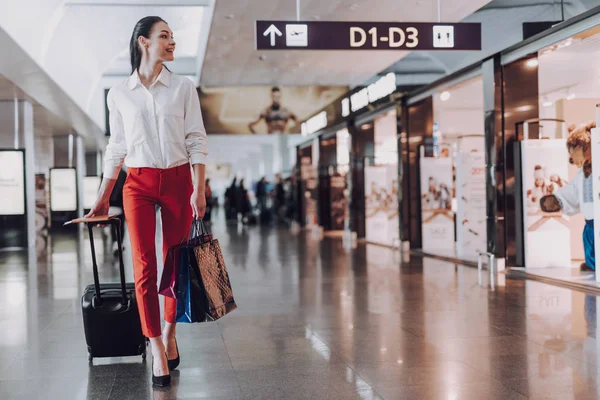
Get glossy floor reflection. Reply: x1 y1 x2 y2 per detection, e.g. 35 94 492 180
1 214 600 399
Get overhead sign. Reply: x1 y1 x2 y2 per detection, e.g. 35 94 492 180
342 73 396 116
301 111 327 136
256 21 481 51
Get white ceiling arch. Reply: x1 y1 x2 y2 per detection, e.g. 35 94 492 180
0 0 215 132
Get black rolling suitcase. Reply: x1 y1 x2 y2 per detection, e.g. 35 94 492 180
80 217 146 362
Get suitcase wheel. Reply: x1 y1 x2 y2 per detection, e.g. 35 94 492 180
88 354 93 363
142 351 147 360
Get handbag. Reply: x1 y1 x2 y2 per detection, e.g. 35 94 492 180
159 220 212 299
174 220 237 322
193 226 237 321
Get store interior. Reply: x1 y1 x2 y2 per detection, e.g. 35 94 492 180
418 76 485 262
363 109 399 248
513 26 600 287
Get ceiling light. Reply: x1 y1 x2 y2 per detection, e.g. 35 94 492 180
526 59 539 68
515 105 533 112
440 91 451 101
543 100 553 107
567 93 576 100
225 14 235 19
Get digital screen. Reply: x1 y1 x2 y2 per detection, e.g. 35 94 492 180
0 151 25 215
83 176 101 210
50 168 77 212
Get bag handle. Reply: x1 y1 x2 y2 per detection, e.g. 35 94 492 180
87 219 128 306
180 218 212 244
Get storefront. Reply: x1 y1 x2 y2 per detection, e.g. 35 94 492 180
316 126 351 233
403 73 485 264
296 140 318 228
496 11 600 288
359 108 400 247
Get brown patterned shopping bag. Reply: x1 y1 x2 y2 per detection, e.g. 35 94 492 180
192 226 237 320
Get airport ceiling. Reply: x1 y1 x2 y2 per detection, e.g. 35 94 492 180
0 0 599 148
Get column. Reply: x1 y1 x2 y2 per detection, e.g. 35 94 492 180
22 101 35 248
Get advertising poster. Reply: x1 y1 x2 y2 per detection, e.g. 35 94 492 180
521 140 571 268
50 168 77 212
456 137 486 261
199 86 347 134
83 176 101 210
330 174 347 231
365 165 399 247
420 156 454 251
35 174 49 232
0 151 25 215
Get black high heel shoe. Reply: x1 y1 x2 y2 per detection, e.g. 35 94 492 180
152 354 171 387
167 339 180 371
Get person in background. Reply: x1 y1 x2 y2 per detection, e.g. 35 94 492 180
285 175 298 224
540 121 596 272
237 179 251 223
204 178 213 223
225 177 238 221
256 177 268 213
275 174 286 225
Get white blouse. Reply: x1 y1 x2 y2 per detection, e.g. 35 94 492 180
554 169 594 220
103 66 208 179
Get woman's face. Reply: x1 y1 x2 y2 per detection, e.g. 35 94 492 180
569 146 591 169
143 21 176 62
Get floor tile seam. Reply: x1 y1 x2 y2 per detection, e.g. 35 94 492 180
371 381 530 400
514 334 580 357
38 304 77 336
309 330 381 394
217 321 244 393
104 374 118 400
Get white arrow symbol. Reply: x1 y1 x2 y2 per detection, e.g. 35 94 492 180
263 24 282 47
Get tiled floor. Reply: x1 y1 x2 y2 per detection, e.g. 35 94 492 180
1 214 600 399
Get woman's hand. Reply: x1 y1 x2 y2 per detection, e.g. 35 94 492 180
190 189 206 219
85 200 110 218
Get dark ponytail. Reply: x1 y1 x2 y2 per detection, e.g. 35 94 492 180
129 16 166 74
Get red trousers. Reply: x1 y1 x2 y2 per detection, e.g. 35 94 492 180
123 164 193 338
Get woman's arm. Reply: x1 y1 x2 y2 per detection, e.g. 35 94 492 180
190 163 206 219
87 89 126 217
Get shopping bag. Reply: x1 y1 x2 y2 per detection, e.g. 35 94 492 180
175 247 209 323
193 238 237 321
159 220 212 299
158 246 181 298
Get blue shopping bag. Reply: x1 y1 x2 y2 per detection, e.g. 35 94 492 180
175 247 209 323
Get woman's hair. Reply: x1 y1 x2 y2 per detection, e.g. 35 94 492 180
129 16 166 73
566 121 595 151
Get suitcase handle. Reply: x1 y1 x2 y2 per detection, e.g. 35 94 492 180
87 218 128 307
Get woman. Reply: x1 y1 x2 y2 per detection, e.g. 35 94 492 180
86 16 208 386
540 122 596 272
